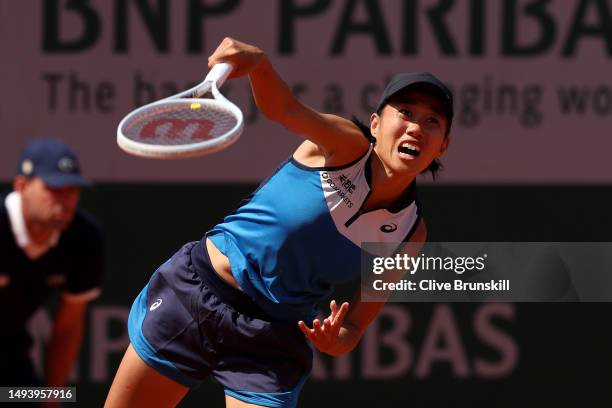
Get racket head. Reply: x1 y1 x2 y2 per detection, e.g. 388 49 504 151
117 96 244 159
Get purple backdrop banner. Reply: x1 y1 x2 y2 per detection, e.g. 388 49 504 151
1 0 611 183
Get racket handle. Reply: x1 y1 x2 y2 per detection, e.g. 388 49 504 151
205 62 233 88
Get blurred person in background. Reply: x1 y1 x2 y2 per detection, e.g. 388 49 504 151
0 138 105 389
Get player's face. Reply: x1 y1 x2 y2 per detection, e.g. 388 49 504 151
20 177 81 230
371 90 449 177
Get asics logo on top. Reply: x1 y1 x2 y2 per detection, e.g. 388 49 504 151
380 223 398 233
150 298 163 311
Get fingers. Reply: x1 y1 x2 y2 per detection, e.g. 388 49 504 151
333 302 350 327
321 301 347 339
330 299 338 318
329 300 349 325
313 318 329 343
207 37 231 68
298 301 351 353
323 318 332 333
207 37 263 78
298 320 313 340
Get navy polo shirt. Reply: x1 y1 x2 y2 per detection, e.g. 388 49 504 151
0 193 105 339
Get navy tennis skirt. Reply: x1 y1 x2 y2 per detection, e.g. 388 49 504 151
128 241 313 408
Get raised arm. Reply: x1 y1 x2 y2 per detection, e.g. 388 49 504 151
208 37 369 162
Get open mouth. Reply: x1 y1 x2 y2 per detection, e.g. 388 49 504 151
398 143 420 157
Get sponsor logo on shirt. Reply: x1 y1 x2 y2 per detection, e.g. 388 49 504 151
381 223 398 233
321 172 355 208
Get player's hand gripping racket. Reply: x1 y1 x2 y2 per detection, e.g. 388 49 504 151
117 63 243 159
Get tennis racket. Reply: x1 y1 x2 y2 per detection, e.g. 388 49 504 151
117 63 243 159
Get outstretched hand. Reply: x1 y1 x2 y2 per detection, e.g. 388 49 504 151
298 300 353 356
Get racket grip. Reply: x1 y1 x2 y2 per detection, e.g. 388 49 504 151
205 62 233 88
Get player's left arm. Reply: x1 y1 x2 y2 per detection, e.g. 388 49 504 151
44 295 92 386
299 220 427 356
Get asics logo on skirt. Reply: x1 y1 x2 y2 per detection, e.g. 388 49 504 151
150 298 163 311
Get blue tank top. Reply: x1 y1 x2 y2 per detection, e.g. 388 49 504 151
208 145 420 322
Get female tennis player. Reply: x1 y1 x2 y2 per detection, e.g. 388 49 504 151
105 37 452 408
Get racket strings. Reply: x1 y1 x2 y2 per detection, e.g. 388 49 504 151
121 101 238 146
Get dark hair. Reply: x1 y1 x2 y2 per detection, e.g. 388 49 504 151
351 116 443 179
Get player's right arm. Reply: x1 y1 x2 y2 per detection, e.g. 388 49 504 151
207 37 369 164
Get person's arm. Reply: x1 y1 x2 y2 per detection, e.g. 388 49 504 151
44 296 89 386
299 220 427 356
207 37 369 163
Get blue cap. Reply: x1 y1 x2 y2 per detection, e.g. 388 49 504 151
376 72 453 131
17 138 91 188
